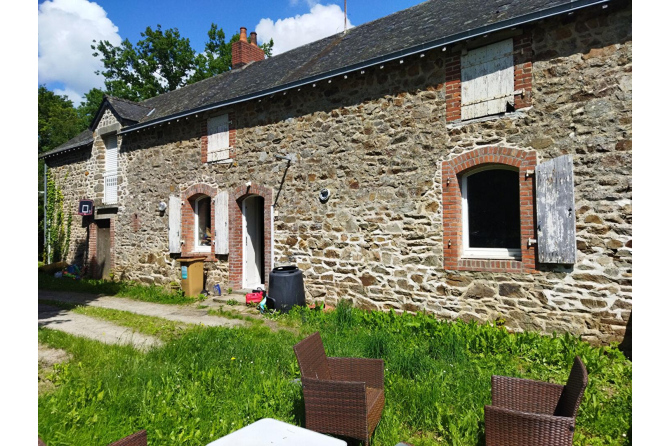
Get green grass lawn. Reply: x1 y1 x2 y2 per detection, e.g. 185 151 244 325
38 302 631 446
38 273 198 304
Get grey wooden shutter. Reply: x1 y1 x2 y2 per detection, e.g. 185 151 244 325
168 196 181 254
206 114 229 162
461 39 514 120
214 191 229 255
536 155 576 264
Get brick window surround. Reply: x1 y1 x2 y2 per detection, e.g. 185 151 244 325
181 183 218 261
446 33 532 122
442 147 537 273
200 112 236 164
228 183 273 290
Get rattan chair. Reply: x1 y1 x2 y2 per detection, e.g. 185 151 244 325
293 332 385 446
484 356 588 446
38 430 147 446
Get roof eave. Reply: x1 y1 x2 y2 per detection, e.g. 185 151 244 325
39 140 93 160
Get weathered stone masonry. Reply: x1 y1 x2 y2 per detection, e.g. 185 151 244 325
48 3 631 345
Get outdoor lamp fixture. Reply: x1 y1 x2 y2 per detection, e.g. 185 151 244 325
157 201 167 212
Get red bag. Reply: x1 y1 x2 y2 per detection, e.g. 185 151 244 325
245 291 264 304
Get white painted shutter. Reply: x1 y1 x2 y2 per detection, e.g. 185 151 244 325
536 155 576 264
214 191 229 255
207 114 229 162
104 135 118 204
461 39 514 120
105 135 118 172
168 196 182 254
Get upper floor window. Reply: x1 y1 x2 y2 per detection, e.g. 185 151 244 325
207 114 230 163
461 38 514 120
103 134 118 205
461 166 521 260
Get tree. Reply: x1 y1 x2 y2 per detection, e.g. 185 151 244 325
38 85 85 260
93 24 274 101
77 88 106 128
38 85 86 153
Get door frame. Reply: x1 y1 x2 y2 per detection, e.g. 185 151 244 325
242 195 264 289
229 183 274 290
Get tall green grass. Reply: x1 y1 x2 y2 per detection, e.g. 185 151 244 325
39 303 631 446
39 273 195 304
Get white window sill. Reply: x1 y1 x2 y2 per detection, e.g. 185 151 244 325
207 158 233 165
447 108 531 128
462 248 521 261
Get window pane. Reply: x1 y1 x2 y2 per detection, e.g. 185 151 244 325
467 169 520 249
197 198 212 247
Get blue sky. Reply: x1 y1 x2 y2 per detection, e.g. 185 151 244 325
37 0 425 105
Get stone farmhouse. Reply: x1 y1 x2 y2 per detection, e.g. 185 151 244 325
40 0 632 345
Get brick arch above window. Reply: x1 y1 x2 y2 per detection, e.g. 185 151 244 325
181 183 218 259
441 147 537 273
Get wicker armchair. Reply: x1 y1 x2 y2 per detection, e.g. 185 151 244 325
39 430 147 446
484 356 588 446
293 332 385 446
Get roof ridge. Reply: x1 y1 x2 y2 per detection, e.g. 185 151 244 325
107 95 152 108
139 1 432 108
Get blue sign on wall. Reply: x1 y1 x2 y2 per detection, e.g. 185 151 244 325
181 266 188 279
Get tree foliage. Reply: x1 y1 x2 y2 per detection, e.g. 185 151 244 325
38 86 86 154
93 24 273 101
77 88 106 128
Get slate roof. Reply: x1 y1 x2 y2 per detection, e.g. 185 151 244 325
42 0 609 159
40 129 93 159
106 97 153 123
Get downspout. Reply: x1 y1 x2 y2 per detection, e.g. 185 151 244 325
44 163 50 264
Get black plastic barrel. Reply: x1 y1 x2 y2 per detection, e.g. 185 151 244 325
268 265 305 313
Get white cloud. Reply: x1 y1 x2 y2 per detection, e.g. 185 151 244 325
38 0 121 104
256 3 353 55
53 88 83 106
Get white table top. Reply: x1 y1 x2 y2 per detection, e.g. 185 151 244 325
206 418 347 446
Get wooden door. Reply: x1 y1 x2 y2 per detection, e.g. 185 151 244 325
95 219 111 280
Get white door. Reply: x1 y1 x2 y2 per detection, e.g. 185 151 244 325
242 195 264 289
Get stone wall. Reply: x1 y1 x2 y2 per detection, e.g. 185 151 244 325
46 148 95 266
47 2 631 344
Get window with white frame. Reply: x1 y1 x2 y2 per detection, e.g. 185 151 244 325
461 38 514 120
207 114 230 162
460 166 521 260
103 134 118 204
193 196 212 251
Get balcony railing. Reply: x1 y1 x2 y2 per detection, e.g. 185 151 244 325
104 170 118 205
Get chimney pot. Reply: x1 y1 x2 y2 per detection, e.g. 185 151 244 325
240 27 247 43
249 32 258 47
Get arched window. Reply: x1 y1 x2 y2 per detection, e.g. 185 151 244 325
460 166 521 260
442 147 538 273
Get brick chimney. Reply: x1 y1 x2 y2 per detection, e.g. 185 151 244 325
232 27 265 69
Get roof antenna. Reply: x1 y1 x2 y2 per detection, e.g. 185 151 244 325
344 0 347 32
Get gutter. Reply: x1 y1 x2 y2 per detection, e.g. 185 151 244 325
39 141 92 159
111 0 605 135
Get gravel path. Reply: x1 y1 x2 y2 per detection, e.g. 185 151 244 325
39 303 163 351
38 290 249 350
